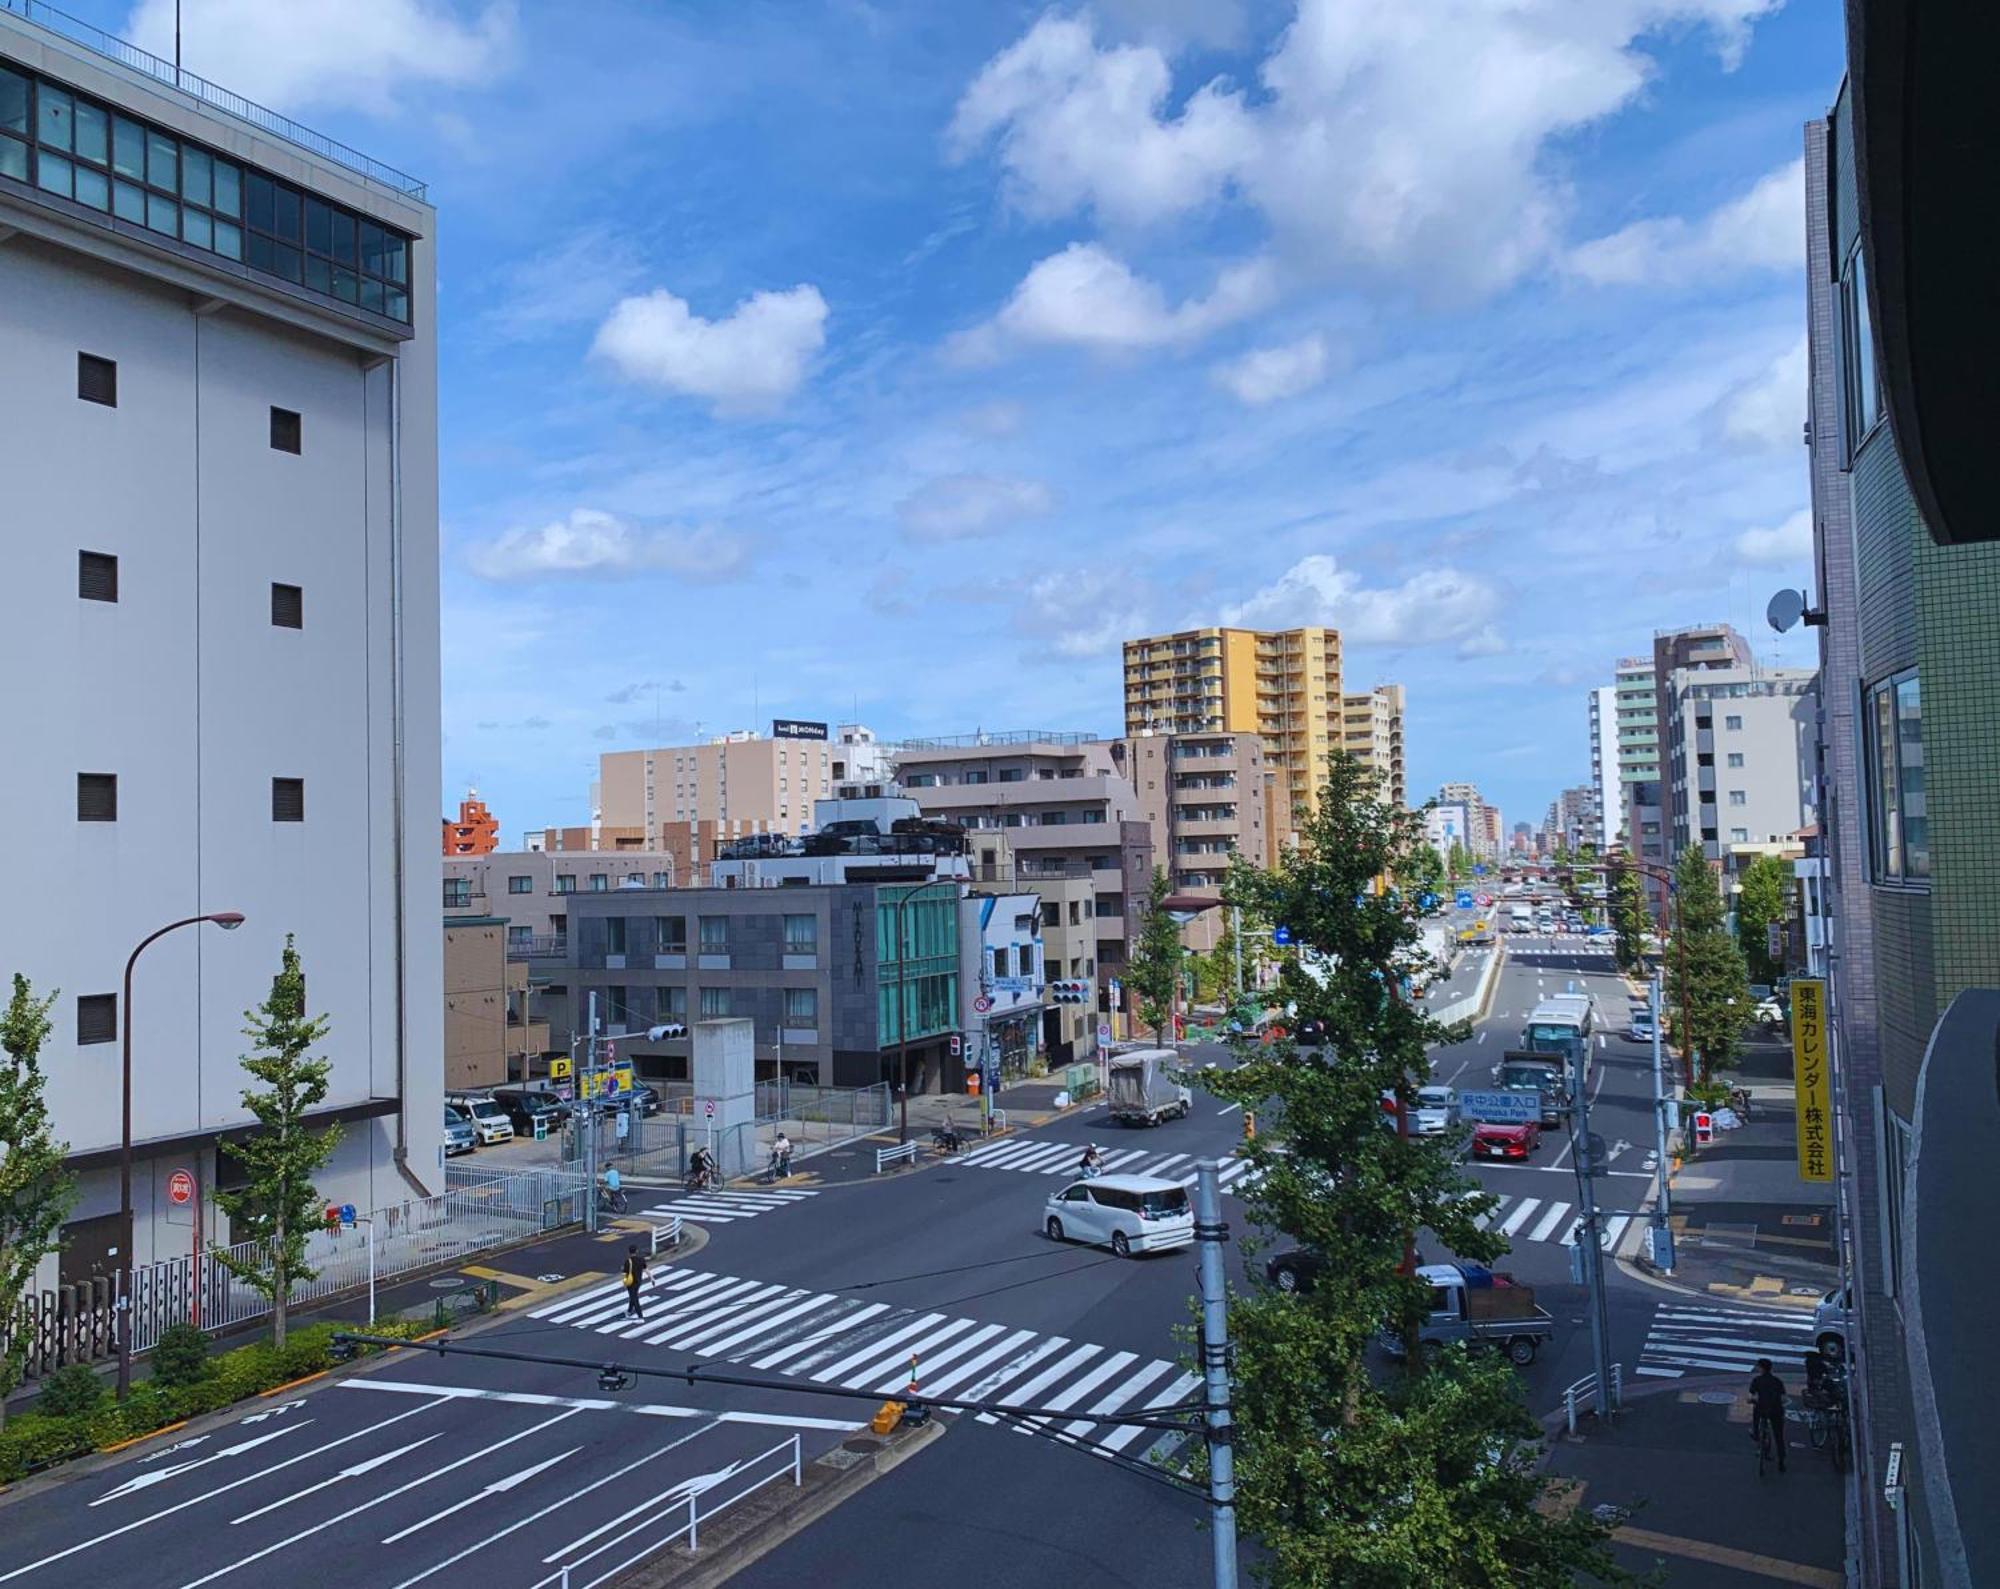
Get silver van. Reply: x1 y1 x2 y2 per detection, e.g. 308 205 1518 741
446 1092 515 1145
1044 1174 1195 1258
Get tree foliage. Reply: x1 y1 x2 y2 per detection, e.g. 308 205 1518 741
1123 868 1186 1044
1202 753 1625 1585
214 936 341 1348
1733 853 1791 985
1667 850 1750 1085
1607 856 1650 972
0 975 76 1429
1446 840 1473 881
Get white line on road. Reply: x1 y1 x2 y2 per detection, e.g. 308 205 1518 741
1497 1199 1542 1237
977 1343 1100 1425
230 1433 443 1524
918 1328 1039 1399
1216 1102 1243 1116
1098 1372 1200 1454
338 1379 864 1430
1476 1030 1488 1045
1526 1203 1571 1243
811 1313 946 1384
839 1317 979 1390
379 1445 581 1543
90 1423 311 1505
749 1301 889 1371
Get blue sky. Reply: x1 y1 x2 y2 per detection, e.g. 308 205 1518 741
94 0 1839 837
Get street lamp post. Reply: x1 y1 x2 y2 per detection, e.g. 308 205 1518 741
883 880 935 1146
119 911 244 1398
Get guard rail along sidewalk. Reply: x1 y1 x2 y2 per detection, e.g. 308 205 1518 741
875 1141 919 1173
1563 1363 1626 1435
650 1216 683 1256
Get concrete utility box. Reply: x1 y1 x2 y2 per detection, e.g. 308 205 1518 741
692 1018 757 1175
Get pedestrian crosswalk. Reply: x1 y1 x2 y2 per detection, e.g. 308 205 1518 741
1635 1299 1819 1378
526 1264 1202 1465
1473 1191 1632 1252
638 1187 820 1225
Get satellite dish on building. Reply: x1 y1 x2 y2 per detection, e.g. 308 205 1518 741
1766 588 1807 634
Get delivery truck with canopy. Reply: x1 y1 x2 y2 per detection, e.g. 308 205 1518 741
1106 1048 1193 1127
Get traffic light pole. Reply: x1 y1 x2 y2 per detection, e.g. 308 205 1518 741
583 992 600 1236
1193 1159 1239 1589
1569 1058 1616 1423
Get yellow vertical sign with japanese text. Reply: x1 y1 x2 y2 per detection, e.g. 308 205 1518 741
1791 978 1831 1182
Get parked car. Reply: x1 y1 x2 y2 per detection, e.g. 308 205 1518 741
1265 1246 1325 1295
445 1093 515 1145
1814 1286 1851 1360
1411 1085 1457 1135
1043 1175 1194 1258
1471 1121 1540 1161
443 1105 477 1155
492 1086 568 1134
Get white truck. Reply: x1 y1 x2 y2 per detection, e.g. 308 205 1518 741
1106 1048 1193 1127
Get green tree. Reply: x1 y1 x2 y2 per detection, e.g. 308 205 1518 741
1733 853 1791 985
1204 755 1624 1585
1446 840 1473 880
214 936 342 1347
1607 856 1649 972
0 975 76 1430
1400 839 1446 902
1668 850 1751 1085
1123 868 1185 1044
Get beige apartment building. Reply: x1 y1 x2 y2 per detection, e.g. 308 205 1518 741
1126 731 1272 952
442 917 548 1089
596 722 889 847
1340 684 1407 807
527 820 720 886
1122 625 1346 839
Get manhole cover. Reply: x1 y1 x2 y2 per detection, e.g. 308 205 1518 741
1697 1391 1738 1405
537 1274 564 1284
429 1277 465 1290
820 1447 866 1472
841 1436 884 1456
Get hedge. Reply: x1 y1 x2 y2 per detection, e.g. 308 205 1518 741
0 1318 436 1484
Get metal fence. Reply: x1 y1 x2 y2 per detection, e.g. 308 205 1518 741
595 1081 893 1184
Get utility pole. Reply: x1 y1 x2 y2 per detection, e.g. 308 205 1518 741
1648 971 1674 1272
583 991 600 1235
1230 904 1243 1000
1569 1052 1615 1422
1193 1159 1238 1589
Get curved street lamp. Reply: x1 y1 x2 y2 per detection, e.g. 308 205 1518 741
119 911 244 1397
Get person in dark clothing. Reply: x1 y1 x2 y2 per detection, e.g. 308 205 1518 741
1749 1358 1787 1471
622 1243 648 1320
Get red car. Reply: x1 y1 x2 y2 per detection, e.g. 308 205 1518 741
1472 1122 1540 1161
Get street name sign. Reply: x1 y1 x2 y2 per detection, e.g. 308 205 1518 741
1458 1089 1541 1124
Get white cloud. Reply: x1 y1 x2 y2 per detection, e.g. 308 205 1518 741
466 509 750 582
955 243 1274 361
1221 553 1505 655
1567 158 1803 287
957 400 1028 438
124 0 512 115
1717 335 1808 450
951 2 1782 303
1213 333 1330 405
1735 508 1812 567
1018 567 1149 660
593 284 828 415
897 474 1056 542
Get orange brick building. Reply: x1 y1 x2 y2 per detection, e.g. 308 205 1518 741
442 792 500 855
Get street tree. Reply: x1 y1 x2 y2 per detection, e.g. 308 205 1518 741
0 975 76 1430
1668 849 1750 1084
1123 867 1185 1044
1400 839 1446 903
214 936 342 1347
1733 853 1792 985
1607 856 1649 972
1446 840 1473 881
1204 753 1625 1585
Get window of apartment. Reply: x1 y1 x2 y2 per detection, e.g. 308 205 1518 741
1723 714 1742 731
783 914 817 953
1730 827 1749 844
507 924 531 949
1839 244 1883 459
997 769 1026 782
656 917 687 952
652 871 670 888
657 985 687 1021
587 873 608 892
1727 790 1746 807
606 985 631 1027
271 777 304 821
270 582 303 628
77 772 117 822
992 946 1010 979
699 916 728 951
76 992 116 1046
507 875 532 894
555 874 576 893
1726 752 1744 769
1865 670 1928 881
78 550 118 602
784 987 819 1027
76 353 117 407
605 917 627 955
443 877 472 908
269 407 302 454
963 770 989 784
699 986 731 1019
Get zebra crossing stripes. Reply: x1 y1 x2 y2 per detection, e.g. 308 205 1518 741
640 1186 819 1225
525 1265 1196 1462
957 1136 1256 1189
1636 1300 1819 1378
1470 1192 1630 1251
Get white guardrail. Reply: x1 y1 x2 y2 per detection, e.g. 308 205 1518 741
1563 1363 1625 1434
650 1216 682 1256
875 1141 919 1173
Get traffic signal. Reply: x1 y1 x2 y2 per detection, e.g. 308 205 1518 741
870 1400 906 1435
1048 980 1089 1004
1692 1111 1714 1146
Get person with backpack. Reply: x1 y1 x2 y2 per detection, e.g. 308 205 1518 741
622 1242 648 1320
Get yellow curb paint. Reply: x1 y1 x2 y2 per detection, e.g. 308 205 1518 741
460 1264 542 1289
97 1418 190 1454
1611 1525 1842 1587
258 1369 328 1397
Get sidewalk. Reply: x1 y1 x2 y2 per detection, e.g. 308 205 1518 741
1543 1376 1844 1587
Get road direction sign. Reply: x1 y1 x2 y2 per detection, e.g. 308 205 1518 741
1458 1089 1541 1124
703 1099 715 1119
1272 925 1293 946
1455 890 1475 910
167 1169 195 1206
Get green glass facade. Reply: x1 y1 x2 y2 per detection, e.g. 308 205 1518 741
874 883 959 1046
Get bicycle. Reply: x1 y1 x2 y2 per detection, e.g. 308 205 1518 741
1754 1408 1777 1477
596 1185 629 1216
683 1164 721 1194
1804 1380 1849 1471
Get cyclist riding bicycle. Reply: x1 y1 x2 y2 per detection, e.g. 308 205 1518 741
687 1145 716 1190
1749 1358 1788 1473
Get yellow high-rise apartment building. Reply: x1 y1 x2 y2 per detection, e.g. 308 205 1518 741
1122 626 1351 835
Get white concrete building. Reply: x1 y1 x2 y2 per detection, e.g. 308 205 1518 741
0 13 440 1290
959 890 1046 1083
1588 685 1619 851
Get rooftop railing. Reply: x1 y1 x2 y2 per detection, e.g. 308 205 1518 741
2 0 428 198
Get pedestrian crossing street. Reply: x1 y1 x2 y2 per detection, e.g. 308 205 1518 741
1635 1298 1820 1379
637 1187 820 1225
956 1137 1629 1251
527 1264 1202 1466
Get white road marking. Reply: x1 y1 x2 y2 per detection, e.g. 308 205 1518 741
1497 1199 1542 1237
229 1434 443 1524
697 1292 840 1358
880 1322 1004 1393
1099 1371 1200 1453
338 1378 864 1429
1060 1358 1177 1439
1216 1102 1243 1116
838 1317 978 1390
917 1328 1039 1399
811 1313 948 1384
977 1343 1101 1425
91 1424 310 1505
750 1302 890 1370
379 1445 581 1543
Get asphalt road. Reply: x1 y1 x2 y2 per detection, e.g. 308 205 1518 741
4 931 1747 1589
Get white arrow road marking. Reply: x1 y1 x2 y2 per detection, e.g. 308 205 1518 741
1477 1030 1488 1044
230 1434 444 1524
176 1408 584 1589
1607 1139 1633 1163
542 1459 748 1566
239 1400 305 1425
91 1424 311 1505
0 1398 450 1587
381 1446 582 1543
138 1435 209 1463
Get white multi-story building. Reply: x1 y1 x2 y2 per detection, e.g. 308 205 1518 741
1588 685 1620 851
0 13 440 1289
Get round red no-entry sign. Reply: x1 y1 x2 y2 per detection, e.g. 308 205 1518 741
168 1169 195 1205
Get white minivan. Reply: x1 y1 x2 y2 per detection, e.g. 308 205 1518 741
1044 1175 1195 1258
446 1092 515 1145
